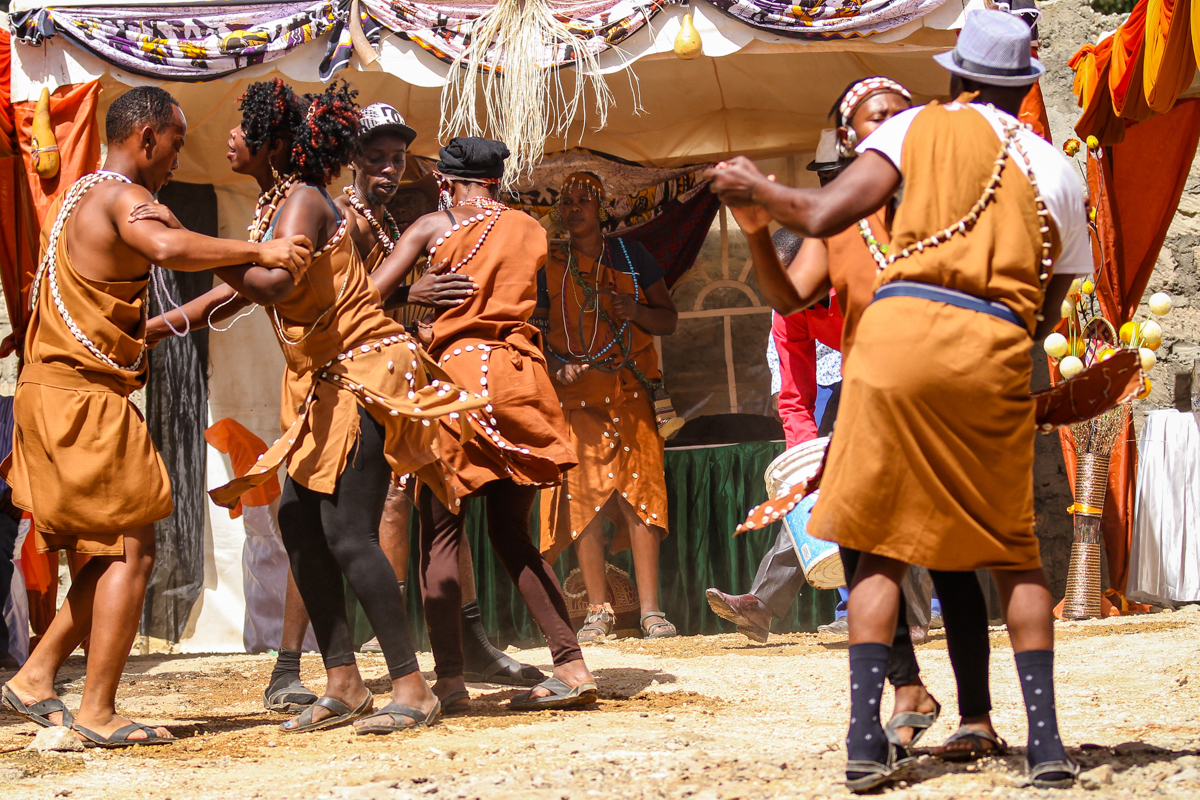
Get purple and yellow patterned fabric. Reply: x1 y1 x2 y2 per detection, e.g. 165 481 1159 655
10 0 347 81
706 0 947 38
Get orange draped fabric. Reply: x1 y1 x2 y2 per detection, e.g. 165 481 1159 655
1073 0 1200 143
1057 100 1200 595
1144 0 1197 113
204 418 282 519
12 81 102 324
1104 3 1152 120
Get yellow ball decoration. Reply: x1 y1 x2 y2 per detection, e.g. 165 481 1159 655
1136 377 1152 400
1098 347 1117 361
1140 320 1163 350
1119 321 1137 345
1044 332 1069 359
1059 355 1084 379
1148 292 1173 316
1139 347 1157 371
1082 279 1095 295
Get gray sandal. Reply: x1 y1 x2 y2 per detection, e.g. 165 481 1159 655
884 697 941 748
354 699 441 735
1027 756 1079 789
73 722 174 749
846 742 915 794
280 693 373 734
509 678 598 711
1 684 74 729
640 611 678 639
932 724 1008 762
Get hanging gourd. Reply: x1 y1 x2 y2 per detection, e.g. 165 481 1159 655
31 87 59 180
674 13 703 60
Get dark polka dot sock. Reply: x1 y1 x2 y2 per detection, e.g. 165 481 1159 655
846 642 891 765
1014 649 1067 767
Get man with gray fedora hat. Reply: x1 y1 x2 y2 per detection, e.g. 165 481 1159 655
707 7 1089 793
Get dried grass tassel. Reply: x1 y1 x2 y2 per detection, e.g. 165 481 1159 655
438 0 615 190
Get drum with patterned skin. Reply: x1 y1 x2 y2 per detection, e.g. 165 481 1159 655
763 437 845 589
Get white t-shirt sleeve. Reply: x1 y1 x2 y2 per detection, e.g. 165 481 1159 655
857 103 1094 277
855 106 922 168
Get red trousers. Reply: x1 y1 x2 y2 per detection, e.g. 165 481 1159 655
773 304 843 448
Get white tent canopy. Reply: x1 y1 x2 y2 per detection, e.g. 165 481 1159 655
7 0 969 652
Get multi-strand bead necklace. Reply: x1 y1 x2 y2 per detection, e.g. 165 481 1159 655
858 109 1054 316
344 185 399 253
426 196 509 274
33 170 187 372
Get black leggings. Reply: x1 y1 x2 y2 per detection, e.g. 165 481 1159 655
278 407 418 681
841 547 992 719
419 479 582 679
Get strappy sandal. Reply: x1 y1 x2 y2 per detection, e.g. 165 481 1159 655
2 684 74 729
509 678 598 711
640 612 678 640
354 699 441 735
437 690 470 716
73 722 174 749
846 742 915 794
280 693 373 734
931 724 1008 761
463 654 545 686
263 676 318 713
576 603 615 643
1027 756 1079 789
884 697 941 749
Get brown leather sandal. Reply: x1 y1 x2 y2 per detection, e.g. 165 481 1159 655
576 603 615 643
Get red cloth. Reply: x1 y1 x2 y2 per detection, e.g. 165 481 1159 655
773 302 843 448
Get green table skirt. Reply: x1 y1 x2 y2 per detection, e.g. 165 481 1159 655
349 440 839 649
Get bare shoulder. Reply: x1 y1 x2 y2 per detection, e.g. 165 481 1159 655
405 210 450 247
81 179 154 222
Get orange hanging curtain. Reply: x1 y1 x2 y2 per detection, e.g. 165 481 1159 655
1058 99 1200 595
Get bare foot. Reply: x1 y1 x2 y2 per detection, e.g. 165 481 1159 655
5 673 68 726
528 660 594 700
73 710 173 743
888 681 939 746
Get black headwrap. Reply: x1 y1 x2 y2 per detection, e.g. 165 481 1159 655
436 136 509 180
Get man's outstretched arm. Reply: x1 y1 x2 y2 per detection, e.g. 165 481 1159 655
705 153 901 239
119 190 311 274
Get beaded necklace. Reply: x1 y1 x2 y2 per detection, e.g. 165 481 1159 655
344 184 399 253
858 107 1054 315
425 197 508 273
225 178 354 345
561 240 605 359
32 170 187 372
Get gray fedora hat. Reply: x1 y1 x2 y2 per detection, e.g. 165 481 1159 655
933 9 1045 88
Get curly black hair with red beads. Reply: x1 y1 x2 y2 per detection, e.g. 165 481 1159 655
238 78 360 186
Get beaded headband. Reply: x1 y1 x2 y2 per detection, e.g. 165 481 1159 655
560 171 606 200
838 77 912 126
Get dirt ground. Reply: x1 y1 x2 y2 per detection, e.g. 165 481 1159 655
1 610 1198 800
